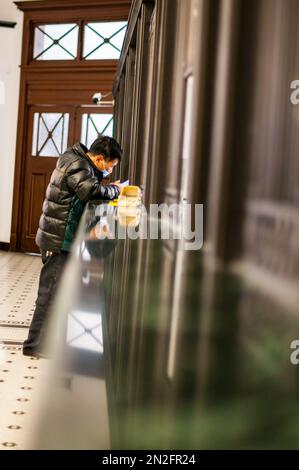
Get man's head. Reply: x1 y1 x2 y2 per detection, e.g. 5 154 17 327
88 135 122 174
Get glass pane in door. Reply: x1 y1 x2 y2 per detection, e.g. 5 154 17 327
83 21 127 60
81 113 113 148
33 24 79 60
32 112 70 157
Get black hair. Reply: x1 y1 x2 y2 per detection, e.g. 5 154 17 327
89 135 122 161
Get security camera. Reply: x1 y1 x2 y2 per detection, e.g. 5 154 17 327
92 92 102 105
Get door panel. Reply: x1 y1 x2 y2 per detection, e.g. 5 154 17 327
28 172 46 238
20 105 114 253
20 105 75 253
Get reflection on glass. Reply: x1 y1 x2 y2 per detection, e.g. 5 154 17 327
117 206 141 228
81 113 113 148
67 311 103 354
32 112 69 157
180 74 194 202
83 21 127 60
33 24 79 60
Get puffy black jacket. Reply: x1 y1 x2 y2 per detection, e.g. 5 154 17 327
35 142 120 253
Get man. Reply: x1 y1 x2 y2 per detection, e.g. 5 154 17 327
22 135 122 357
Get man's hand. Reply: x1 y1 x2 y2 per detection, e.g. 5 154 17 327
110 180 121 189
101 176 111 186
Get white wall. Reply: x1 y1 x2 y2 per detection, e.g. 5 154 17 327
0 0 42 243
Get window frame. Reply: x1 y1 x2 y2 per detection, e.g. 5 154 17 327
32 22 81 62
82 20 128 61
29 18 128 66
31 110 71 157
80 111 114 148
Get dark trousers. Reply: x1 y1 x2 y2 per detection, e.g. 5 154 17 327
22 250 69 356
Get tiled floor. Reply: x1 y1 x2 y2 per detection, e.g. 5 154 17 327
0 251 51 449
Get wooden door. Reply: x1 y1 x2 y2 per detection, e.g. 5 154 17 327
20 104 114 253
10 0 131 253
20 105 75 252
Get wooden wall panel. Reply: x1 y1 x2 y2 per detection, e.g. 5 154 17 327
28 173 45 237
112 0 299 310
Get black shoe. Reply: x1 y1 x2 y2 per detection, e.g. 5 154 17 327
22 347 39 358
23 345 49 358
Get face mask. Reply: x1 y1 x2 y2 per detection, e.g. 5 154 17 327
101 160 110 177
